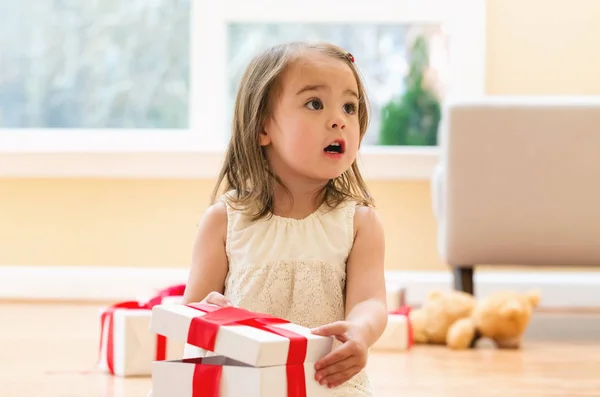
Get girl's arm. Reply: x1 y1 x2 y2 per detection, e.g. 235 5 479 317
311 205 387 388
343 205 388 345
182 202 231 306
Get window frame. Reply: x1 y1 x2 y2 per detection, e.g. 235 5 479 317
0 0 486 179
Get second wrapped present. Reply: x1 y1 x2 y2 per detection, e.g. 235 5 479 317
370 306 413 351
98 284 187 377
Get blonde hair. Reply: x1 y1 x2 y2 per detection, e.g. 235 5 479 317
211 41 375 219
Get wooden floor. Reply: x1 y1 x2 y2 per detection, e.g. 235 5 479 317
1 302 599 397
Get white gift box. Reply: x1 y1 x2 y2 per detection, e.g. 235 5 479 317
150 303 334 368
99 296 185 377
149 303 336 397
151 356 334 397
370 308 413 351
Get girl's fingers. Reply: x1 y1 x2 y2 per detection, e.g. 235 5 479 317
315 356 355 383
203 291 233 307
314 338 354 371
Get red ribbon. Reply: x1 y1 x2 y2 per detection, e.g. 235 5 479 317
185 303 308 397
146 284 187 308
99 284 186 374
190 358 222 397
390 305 414 348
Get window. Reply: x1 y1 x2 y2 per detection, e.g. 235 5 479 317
0 0 485 178
1 0 190 129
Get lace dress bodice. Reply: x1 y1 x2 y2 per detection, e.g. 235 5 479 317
221 195 374 396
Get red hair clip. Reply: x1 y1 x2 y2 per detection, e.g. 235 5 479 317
345 52 355 63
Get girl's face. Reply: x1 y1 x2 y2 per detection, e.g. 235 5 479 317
261 51 361 187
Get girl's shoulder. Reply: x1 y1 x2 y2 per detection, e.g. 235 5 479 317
352 201 378 218
351 203 383 240
200 200 228 229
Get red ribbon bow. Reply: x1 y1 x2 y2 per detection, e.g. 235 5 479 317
185 303 309 397
99 284 186 374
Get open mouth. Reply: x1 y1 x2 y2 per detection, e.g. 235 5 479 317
323 140 345 154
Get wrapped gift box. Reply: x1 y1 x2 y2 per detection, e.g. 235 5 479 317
98 286 186 377
149 303 335 397
150 303 333 367
152 356 333 397
370 306 413 351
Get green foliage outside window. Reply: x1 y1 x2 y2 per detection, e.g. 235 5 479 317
378 35 442 146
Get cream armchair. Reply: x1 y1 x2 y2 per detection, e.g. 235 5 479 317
432 97 600 294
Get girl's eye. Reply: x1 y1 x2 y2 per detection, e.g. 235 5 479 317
344 103 357 114
305 99 323 110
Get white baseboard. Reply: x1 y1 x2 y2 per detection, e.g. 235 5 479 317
385 271 600 309
0 266 190 303
1 266 598 309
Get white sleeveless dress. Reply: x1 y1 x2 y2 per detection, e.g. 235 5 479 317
220 194 375 396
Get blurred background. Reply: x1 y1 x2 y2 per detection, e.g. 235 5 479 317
2 3 600 396
1 0 599 302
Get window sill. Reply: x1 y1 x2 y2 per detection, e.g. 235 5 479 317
0 145 439 181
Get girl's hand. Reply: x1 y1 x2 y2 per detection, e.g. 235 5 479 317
310 321 368 388
198 291 233 308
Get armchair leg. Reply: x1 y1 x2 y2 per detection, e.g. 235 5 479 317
453 266 474 295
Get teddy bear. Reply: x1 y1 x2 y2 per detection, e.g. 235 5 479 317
410 288 541 349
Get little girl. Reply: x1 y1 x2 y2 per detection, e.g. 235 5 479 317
183 41 388 396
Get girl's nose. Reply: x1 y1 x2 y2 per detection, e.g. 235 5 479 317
330 119 346 130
